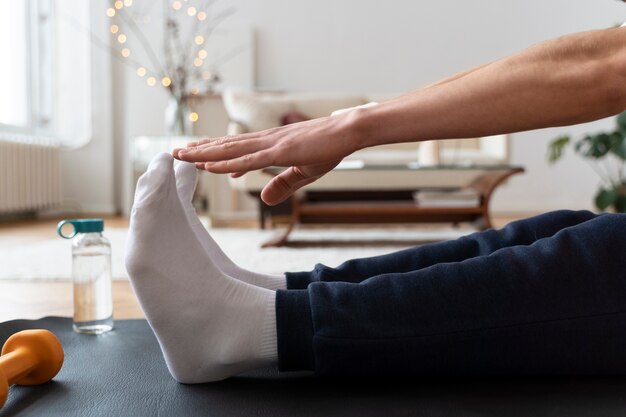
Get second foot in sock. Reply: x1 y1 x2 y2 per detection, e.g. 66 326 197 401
173 160 287 290
126 153 278 383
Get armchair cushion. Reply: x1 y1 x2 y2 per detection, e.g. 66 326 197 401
223 90 293 132
222 89 368 132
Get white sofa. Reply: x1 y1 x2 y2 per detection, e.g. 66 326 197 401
221 89 511 192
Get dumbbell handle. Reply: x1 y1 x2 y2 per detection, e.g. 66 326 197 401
0 348 38 386
0 329 64 409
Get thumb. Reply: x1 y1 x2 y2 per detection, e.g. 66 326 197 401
261 166 316 206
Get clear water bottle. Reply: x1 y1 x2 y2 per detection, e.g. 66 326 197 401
57 218 114 334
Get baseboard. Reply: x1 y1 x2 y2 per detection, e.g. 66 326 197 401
36 203 119 220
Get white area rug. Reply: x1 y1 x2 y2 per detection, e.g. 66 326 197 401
0 224 474 281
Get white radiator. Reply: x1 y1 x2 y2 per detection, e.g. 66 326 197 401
0 134 62 215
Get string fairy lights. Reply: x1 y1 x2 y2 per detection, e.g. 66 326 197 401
104 0 237 133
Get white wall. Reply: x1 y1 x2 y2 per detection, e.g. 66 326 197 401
105 0 626 216
60 0 116 214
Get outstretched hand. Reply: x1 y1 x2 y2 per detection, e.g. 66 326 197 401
172 108 369 206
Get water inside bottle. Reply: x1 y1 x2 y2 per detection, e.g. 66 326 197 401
72 252 114 334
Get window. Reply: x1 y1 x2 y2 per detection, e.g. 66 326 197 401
0 2 28 127
0 0 93 147
0 1 52 131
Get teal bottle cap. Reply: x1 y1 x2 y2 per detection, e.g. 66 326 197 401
56 218 104 239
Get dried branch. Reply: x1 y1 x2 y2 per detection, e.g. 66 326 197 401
116 7 165 75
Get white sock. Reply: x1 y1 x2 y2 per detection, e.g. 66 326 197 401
125 152 278 383
173 160 287 290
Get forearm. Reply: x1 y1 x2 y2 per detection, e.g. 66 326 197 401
423 62 491 90
353 27 626 149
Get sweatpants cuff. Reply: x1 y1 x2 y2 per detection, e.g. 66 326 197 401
285 271 314 290
276 289 315 372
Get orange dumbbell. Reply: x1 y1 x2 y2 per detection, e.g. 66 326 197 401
0 330 64 408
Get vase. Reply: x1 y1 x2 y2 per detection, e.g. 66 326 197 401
165 96 193 137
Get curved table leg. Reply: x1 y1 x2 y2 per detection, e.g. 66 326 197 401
261 221 297 248
468 167 525 230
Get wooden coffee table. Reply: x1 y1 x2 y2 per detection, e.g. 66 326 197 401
256 163 525 247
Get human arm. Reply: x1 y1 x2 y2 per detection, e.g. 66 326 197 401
175 26 626 205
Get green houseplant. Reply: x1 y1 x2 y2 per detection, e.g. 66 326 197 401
548 110 626 212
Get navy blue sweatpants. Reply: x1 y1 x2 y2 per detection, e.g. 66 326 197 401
276 210 626 375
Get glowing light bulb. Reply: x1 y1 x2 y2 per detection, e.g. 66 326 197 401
187 7 197 16
194 35 204 45
191 87 199 95
193 58 203 67
198 49 207 59
189 112 199 122
172 1 182 10
161 77 172 87
146 76 156 86
117 34 127 44
197 11 207 21
136 67 146 77
106 8 116 17
121 48 130 57
110 24 119 34
124 0 133 6
115 0 123 9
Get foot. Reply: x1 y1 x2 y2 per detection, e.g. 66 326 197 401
125 153 277 383
173 160 287 290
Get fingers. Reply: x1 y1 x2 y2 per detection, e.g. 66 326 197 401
200 150 276 174
172 134 253 159
194 163 247 178
186 138 211 147
176 138 270 163
260 166 316 206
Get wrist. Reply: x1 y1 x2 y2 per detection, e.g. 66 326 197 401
340 103 386 152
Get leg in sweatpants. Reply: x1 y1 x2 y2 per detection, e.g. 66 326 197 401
286 209 599 289
277 212 626 375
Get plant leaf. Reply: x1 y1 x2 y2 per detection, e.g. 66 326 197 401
617 110 626 131
609 131 626 160
595 187 617 211
576 134 612 159
615 193 626 213
547 135 570 163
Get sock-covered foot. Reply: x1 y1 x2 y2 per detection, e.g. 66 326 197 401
174 160 287 290
125 153 277 383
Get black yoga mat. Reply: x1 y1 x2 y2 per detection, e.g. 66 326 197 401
1 316 626 417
